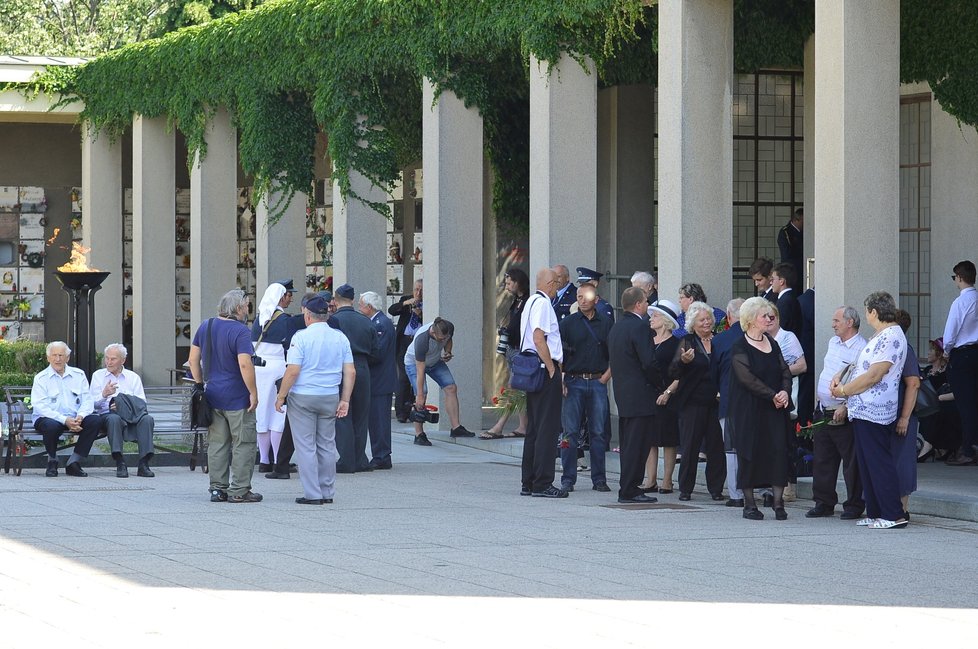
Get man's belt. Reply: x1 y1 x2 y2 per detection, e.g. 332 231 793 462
566 371 604 380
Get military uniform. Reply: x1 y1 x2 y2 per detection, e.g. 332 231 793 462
329 300 379 473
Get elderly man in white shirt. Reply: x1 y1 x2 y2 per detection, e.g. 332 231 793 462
805 306 868 520
31 341 103 478
90 343 155 478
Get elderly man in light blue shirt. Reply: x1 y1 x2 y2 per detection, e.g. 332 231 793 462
31 341 103 477
275 294 354 505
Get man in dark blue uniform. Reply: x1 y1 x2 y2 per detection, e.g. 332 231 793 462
576 267 615 322
329 283 379 473
551 264 577 321
358 290 397 470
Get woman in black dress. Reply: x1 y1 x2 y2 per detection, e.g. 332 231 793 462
670 301 726 501
639 299 682 494
481 268 530 439
727 297 793 520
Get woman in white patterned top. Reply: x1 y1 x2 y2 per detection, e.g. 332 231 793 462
830 291 908 529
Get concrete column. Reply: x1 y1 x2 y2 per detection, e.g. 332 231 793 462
814 0 900 349
597 85 655 301
931 103 978 325
529 53 597 273
81 123 123 351
255 187 308 296
657 0 734 307
422 80 484 430
803 36 815 289
331 171 387 298
190 108 238 333
132 116 175 384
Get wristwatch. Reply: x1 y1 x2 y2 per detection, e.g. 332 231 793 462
664 389 672 395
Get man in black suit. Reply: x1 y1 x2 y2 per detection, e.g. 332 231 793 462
608 287 660 504
329 283 379 473
388 279 423 421
359 291 397 470
749 257 777 303
771 262 802 336
778 207 804 292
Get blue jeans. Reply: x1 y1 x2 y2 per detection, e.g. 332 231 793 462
404 360 455 396
560 376 608 486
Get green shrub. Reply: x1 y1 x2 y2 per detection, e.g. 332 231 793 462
0 341 47 373
0 371 37 387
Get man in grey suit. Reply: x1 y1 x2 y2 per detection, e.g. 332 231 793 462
359 291 397 470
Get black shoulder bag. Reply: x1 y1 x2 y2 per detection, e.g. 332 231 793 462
509 295 549 393
191 318 215 430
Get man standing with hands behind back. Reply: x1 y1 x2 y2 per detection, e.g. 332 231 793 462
520 268 566 498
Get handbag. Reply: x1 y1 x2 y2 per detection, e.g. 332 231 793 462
509 295 549 393
191 318 215 430
838 362 857 385
914 378 940 418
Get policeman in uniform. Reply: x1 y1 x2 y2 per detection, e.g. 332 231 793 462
575 267 615 322
551 264 577 321
329 283 379 473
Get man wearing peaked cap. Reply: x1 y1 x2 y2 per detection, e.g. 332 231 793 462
575 266 614 322
276 278 297 293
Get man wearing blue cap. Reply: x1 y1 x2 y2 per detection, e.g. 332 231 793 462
576 267 615 321
329 283 379 473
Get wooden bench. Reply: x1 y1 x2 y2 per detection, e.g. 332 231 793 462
2 384 207 476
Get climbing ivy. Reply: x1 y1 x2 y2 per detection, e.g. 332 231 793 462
13 0 978 233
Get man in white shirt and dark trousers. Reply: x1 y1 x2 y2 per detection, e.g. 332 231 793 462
943 260 978 466
90 343 155 478
806 307 867 519
31 341 103 477
520 268 566 498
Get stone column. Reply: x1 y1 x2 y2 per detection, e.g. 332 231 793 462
81 123 123 351
423 80 484 430
331 170 388 298
132 116 175 384
529 53 597 273
190 108 238 333
255 187 308 297
814 0 900 348
803 35 815 288
657 0 734 307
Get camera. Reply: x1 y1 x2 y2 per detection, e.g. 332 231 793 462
409 405 440 424
251 354 267 367
496 327 510 355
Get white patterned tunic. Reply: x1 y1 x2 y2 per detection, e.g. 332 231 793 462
847 325 907 425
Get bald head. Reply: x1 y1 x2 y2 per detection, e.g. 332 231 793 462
537 268 558 298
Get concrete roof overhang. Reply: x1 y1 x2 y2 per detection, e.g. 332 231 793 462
0 56 85 124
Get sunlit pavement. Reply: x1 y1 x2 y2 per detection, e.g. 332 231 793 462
1 432 975 646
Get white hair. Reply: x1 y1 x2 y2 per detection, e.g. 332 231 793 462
684 301 715 333
46 341 71 355
103 343 128 359
631 271 655 286
359 291 384 312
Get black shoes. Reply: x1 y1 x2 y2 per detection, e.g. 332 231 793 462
520 487 531 496
45 460 58 477
640 485 659 494
762 493 775 508
710 493 725 501
265 471 290 479
592 482 611 492
806 504 834 518
228 491 263 503
945 453 977 466
414 433 432 446
618 494 658 504
258 463 272 473
775 507 788 521
368 459 393 470
450 426 475 438
116 461 129 478
561 483 575 493
743 508 764 520
840 510 862 520
210 489 228 502
65 462 87 477
532 485 569 498
295 497 324 505
136 460 155 478
356 465 374 473
678 492 691 501
725 498 745 508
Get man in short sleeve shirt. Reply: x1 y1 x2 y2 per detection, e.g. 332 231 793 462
942 260 978 465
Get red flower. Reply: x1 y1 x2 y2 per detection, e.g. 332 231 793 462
492 396 499 405
795 422 802 433
500 386 506 395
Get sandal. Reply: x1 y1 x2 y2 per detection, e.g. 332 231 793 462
479 431 504 440
509 431 526 438
870 518 908 529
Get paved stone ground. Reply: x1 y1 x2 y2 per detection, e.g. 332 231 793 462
1 430 976 647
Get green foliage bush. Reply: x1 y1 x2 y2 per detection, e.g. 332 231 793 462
0 341 47 374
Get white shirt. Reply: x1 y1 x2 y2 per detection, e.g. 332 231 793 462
942 286 978 353
847 326 907 425
817 333 867 408
89 368 147 414
31 365 94 425
774 329 804 365
520 291 563 363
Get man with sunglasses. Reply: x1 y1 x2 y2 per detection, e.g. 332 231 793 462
943 261 978 466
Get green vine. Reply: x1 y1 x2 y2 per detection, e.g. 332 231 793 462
11 0 978 232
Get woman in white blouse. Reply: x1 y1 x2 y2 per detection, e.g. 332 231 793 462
830 291 909 529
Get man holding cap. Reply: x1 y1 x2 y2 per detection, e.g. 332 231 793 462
275 294 354 504
329 283 379 473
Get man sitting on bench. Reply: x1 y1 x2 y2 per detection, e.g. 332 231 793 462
90 343 155 478
31 341 103 477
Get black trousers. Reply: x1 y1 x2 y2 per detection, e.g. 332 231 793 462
522 368 562 493
677 402 725 496
811 416 864 514
368 392 393 463
272 417 294 472
394 335 414 419
34 415 103 459
336 358 372 472
948 345 978 457
618 415 655 499
797 370 815 428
